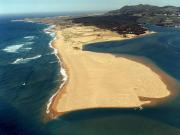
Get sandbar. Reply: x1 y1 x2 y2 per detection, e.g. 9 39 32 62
48 24 175 118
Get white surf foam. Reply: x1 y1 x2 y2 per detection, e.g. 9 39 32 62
45 52 55 56
22 47 32 51
2 41 34 53
44 25 56 35
3 44 24 53
50 33 56 37
49 61 59 64
12 55 42 64
45 25 68 115
25 42 34 45
44 25 56 31
24 36 35 40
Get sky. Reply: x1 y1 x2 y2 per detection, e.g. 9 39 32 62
0 0 180 15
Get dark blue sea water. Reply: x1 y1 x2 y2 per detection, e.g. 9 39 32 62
0 15 180 135
0 16 61 135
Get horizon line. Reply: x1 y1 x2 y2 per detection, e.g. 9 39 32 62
0 4 179 16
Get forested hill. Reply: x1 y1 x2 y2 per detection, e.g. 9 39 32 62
106 4 180 27
107 4 180 15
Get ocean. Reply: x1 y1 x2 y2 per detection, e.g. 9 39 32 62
0 15 61 135
0 15 180 135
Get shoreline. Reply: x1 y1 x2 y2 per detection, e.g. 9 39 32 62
46 24 177 119
44 25 68 115
115 55 178 105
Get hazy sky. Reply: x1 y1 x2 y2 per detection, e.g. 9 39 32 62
0 0 180 14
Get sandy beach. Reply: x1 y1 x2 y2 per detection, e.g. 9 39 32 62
49 24 175 118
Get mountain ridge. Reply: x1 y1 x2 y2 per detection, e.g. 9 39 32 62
107 4 180 16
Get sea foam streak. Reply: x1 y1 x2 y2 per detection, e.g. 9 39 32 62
12 55 42 64
25 42 34 45
49 61 59 64
24 36 35 40
22 47 32 51
45 25 68 115
3 41 34 53
3 44 24 53
44 25 56 34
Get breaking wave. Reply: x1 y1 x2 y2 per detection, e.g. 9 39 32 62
24 36 35 40
3 44 24 53
25 42 34 45
12 55 42 64
2 41 34 53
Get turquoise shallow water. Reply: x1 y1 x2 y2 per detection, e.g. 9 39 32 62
0 15 180 135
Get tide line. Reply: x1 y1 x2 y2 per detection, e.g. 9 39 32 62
45 25 68 115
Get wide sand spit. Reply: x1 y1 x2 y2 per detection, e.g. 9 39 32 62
48 24 177 118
